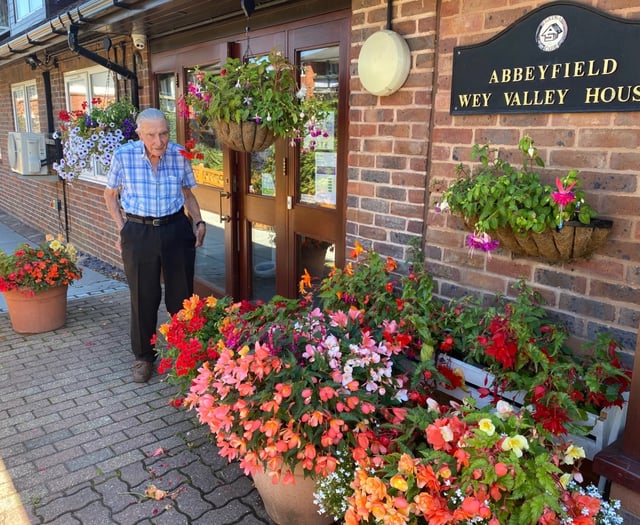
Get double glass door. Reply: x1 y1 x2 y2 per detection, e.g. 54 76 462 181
156 14 348 301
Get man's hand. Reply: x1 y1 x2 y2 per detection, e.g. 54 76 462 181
195 222 205 247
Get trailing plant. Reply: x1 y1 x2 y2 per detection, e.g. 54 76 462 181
436 136 598 254
181 49 331 147
53 98 137 181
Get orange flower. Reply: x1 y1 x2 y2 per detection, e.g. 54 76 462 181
350 240 364 258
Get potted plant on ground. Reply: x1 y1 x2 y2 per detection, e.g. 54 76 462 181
435 136 613 261
157 243 628 522
53 97 138 181
181 49 330 152
156 243 442 524
0 234 82 333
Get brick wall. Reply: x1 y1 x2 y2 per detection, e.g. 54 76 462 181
349 0 436 261
349 0 639 362
0 37 146 269
0 1 638 361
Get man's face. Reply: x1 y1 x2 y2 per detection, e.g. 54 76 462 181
137 118 170 158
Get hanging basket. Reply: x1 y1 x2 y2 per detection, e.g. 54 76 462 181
490 219 613 261
213 120 277 153
464 218 613 262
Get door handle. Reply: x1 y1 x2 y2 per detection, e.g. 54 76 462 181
219 191 231 223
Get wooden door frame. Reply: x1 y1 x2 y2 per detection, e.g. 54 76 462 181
150 9 350 300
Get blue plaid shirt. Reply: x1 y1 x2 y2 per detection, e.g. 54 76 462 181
106 140 197 217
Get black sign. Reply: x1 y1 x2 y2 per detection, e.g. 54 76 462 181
450 2 640 114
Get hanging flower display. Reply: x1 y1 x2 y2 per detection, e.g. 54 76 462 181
53 98 137 181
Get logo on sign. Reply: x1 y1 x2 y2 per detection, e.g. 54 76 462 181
536 15 568 52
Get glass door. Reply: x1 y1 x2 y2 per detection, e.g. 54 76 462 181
235 18 348 300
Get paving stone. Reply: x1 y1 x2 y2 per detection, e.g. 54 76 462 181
66 448 115 472
171 484 215 519
0 215 276 525
36 486 99 523
92 475 138 513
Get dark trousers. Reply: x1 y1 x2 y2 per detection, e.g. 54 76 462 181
120 215 196 362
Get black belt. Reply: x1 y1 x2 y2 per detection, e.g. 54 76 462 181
126 208 184 226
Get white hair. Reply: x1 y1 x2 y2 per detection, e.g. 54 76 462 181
136 108 167 125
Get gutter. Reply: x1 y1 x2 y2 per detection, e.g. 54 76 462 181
0 0 170 66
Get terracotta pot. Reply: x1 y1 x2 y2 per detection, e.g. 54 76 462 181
3 285 68 334
213 120 277 152
252 467 332 525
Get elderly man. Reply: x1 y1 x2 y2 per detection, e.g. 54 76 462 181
104 108 206 383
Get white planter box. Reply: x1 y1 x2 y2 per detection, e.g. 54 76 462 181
438 356 629 460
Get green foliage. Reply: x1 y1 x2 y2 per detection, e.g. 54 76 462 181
185 49 330 142
0 235 82 293
440 136 597 236
434 279 631 433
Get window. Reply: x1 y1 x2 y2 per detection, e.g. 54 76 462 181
12 81 40 133
63 66 117 182
0 1 9 35
10 0 43 33
157 73 177 142
14 0 42 20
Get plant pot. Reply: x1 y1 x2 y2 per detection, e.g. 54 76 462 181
3 285 68 334
438 356 628 460
489 219 613 261
213 120 277 153
252 467 332 525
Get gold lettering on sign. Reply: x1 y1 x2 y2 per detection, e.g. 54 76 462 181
488 58 618 84
457 92 493 108
503 89 569 106
584 85 640 104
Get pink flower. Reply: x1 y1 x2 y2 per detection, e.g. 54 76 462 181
551 177 577 207
466 232 499 256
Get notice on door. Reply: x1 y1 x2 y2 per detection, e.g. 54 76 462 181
314 152 336 206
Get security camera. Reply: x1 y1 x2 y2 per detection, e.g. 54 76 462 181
131 33 146 50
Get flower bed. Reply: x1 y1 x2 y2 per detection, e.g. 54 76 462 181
157 243 629 523
439 356 629 460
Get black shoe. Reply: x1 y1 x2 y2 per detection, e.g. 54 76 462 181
132 360 153 383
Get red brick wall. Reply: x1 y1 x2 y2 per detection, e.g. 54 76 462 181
349 0 639 360
0 37 147 269
349 0 436 260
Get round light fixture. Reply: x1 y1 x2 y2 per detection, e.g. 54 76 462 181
358 30 411 96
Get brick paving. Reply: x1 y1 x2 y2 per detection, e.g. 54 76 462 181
0 288 276 524
0 213 276 524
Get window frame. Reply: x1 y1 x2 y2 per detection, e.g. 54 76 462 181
10 0 44 34
11 80 40 133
